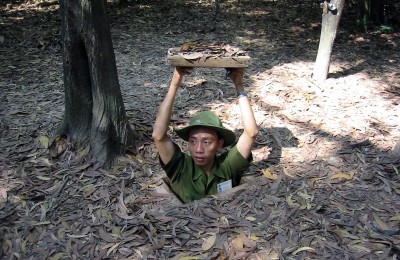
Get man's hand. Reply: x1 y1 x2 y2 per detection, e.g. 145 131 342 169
226 68 244 92
171 67 193 88
176 66 193 76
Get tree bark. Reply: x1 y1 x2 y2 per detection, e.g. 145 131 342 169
58 0 136 168
359 0 371 32
312 0 345 82
214 0 220 21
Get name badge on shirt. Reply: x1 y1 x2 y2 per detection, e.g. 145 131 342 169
217 179 232 193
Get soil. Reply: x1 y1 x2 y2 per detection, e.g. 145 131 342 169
1 0 400 259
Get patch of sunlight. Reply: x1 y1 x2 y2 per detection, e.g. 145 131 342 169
236 35 268 46
287 26 306 33
250 60 400 154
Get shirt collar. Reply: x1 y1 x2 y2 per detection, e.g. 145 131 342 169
192 156 225 181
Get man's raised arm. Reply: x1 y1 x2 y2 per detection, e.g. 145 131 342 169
152 68 189 165
228 68 258 159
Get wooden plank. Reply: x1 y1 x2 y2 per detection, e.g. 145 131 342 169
166 47 251 68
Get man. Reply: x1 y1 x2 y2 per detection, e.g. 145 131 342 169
152 67 258 203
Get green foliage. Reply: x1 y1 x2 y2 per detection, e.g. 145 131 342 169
378 25 394 33
346 0 399 32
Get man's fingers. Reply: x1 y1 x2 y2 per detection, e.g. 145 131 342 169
225 68 244 80
225 69 232 79
176 66 193 75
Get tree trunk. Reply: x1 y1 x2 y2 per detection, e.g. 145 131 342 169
214 0 220 21
359 0 371 32
58 0 136 168
312 0 345 82
370 0 384 24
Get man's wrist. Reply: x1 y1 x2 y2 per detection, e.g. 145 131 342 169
237 91 247 99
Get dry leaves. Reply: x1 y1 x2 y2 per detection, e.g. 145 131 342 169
176 42 248 58
1 144 400 258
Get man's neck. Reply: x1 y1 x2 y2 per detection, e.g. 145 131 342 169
203 156 218 176
200 165 212 176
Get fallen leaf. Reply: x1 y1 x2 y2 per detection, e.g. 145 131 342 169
106 242 120 257
389 215 400 221
57 228 65 239
369 204 388 212
262 168 277 180
33 221 51 226
245 216 256 222
250 235 261 241
178 256 200 260
292 247 315 255
201 233 216 251
334 227 359 239
21 239 27 253
240 233 256 249
309 176 326 186
39 135 49 149
36 175 51 181
99 226 118 243
286 193 300 207
373 214 390 230
220 216 229 225
201 208 219 219
0 187 7 200
38 157 54 167
330 172 354 180
49 252 67 260
67 234 89 238
232 235 244 251
349 244 371 253
178 52 203 60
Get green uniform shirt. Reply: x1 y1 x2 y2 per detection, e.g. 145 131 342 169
160 143 252 203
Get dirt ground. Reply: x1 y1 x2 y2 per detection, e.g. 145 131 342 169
1 0 400 259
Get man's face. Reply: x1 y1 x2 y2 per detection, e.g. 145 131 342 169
187 127 224 170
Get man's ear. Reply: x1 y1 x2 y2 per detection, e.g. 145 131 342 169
218 139 224 149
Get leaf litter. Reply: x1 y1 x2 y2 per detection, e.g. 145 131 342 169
1 0 400 259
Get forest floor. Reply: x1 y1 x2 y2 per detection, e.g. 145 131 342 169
1 0 400 259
